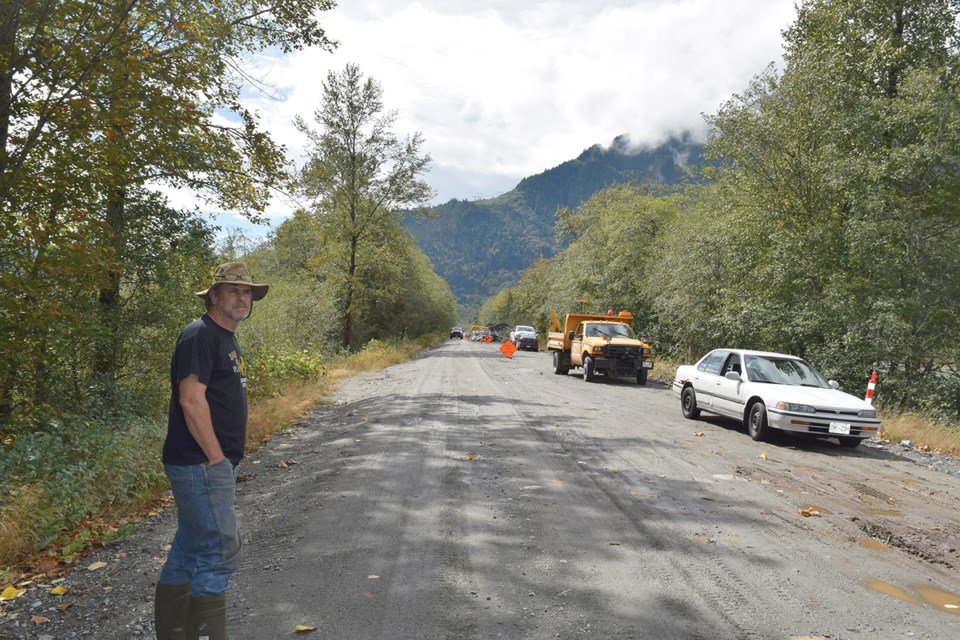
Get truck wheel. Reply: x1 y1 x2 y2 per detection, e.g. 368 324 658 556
839 437 862 448
681 386 700 419
637 368 648 385
583 356 595 382
552 351 570 375
746 401 768 442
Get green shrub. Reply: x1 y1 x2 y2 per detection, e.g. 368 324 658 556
246 346 327 400
0 408 166 560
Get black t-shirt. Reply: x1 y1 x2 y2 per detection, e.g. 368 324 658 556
163 315 248 466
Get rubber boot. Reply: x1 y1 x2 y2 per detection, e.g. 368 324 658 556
154 582 190 640
188 594 227 640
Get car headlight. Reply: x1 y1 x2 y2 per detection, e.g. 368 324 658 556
776 401 816 413
593 345 604 354
858 409 877 418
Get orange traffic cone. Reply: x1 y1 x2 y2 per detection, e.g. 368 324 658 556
864 370 877 405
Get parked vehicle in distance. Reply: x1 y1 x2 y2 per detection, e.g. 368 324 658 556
515 334 539 351
450 327 463 339
510 325 536 343
546 310 653 384
672 349 880 447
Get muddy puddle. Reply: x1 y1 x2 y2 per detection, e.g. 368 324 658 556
867 580 960 615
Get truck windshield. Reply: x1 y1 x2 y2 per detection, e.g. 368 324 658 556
587 323 636 339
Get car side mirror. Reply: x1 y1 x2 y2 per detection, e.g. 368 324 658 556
828 380 839 389
567 331 575 340
725 371 741 381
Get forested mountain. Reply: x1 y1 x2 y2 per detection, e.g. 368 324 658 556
405 133 703 315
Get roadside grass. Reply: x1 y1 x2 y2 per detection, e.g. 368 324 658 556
878 412 960 456
650 358 680 386
332 335 442 376
0 335 443 582
0 485 42 569
246 379 335 449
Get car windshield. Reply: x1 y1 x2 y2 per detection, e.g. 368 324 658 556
586 323 636 339
743 355 830 387
516 326 534 332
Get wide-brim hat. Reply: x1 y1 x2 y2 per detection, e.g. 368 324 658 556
195 262 269 301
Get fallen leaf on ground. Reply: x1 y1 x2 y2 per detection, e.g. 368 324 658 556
35 557 60 573
467 455 478 460
295 624 318 632
798 508 821 517
87 561 107 571
31 615 50 624
758 452 767 460
608 541 622 546
277 461 288 468
693 432 705 437
1 586 23 601
367 575 380 579
50 585 67 596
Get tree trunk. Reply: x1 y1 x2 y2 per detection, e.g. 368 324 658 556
0 0 19 177
341 234 358 349
94 187 126 377
886 7 904 99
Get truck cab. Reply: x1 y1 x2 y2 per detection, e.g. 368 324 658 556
547 311 653 385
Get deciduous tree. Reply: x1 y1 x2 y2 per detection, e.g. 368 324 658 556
295 63 434 349
0 0 338 421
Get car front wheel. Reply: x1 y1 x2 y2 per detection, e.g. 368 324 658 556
681 386 700 419
747 401 768 442
637 368 648 385
583 356 595 382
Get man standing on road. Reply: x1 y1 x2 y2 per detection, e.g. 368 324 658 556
154 262 268 640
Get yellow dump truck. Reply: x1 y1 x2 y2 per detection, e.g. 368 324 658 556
547 310 654 385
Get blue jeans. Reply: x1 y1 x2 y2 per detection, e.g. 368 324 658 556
159 459 242 596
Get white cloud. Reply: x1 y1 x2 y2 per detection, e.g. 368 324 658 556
226 0 796 232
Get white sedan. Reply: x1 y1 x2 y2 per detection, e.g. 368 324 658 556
672 349 880 447
510 325 536 344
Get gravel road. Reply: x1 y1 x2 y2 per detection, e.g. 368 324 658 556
3 339 960 639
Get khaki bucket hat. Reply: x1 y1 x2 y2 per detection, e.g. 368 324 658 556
195 262 269 301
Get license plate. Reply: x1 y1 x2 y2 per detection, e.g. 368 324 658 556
642 361 654 369
829 422 851 435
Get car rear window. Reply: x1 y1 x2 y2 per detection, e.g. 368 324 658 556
697 351 726 374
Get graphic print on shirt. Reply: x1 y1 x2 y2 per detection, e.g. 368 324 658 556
229 350 248 388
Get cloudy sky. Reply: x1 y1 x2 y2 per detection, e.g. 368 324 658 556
211 0 798 234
